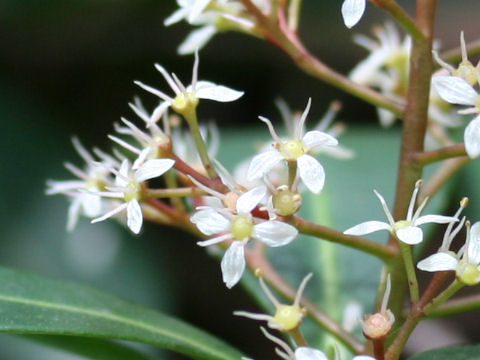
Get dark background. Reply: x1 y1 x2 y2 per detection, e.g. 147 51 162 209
1 1 480 359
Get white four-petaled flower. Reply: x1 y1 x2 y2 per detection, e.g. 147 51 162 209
135 51 244 124
247 99 338 194
432 75 480 158
191 186 298 288
91 158 175 234
344 181 456 245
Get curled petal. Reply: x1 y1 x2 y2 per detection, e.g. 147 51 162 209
468 222 480 265
191 208 231 235
396 225 423 245
341 0 366 28
254 221 298 247
221 242 246 288
164 7 189 26
415 215 457 226
432 76 478 106
127 200 143 234
194 81 244 102
236 185 267 214
247 150 283 181
135 159 175 183
465 116 480 158
302 130 338 152
178 25 217 55
187 0 212 23
297 154 325 194
295 347 329 360
417 252 458 272
344 221 391 236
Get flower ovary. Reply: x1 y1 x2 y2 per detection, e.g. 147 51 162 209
273 304 304 331
230 215 254 240
456 260 480 286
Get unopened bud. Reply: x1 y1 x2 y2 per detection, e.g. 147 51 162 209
362 310 395 340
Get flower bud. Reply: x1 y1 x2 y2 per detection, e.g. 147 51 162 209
362 309 395 340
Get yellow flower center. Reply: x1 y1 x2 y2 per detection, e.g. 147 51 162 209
273 304 304 331
279 140 305 160
273 189 302 216
124 182 141 202
172 92 199 114
392 220 411 234
230 215 254 240
456 259 480 286
455 62 478 86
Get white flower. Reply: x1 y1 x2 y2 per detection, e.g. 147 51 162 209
344 180 456 245
417 199 480 286
91 158 175 234
247 99 338 194
418 220 480 286
191 186 298 288
432 75 480 157
433 31 480 87
46 137 116 231
135 51 244 124
164 0 214 25
259 327 374 360
341 0 366 28
234 273 312 331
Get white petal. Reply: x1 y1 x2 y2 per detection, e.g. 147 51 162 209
468 222 480 265
353 357 376 360
417 253 458 272
150 101 171 124
116 159 130 187
221 242 246 288
164 7 189 26
127 200 143 234
187 0 212 23
81 193 102 217
236 185 267 214
295 347 328 360
191 208 231 235
132 147 152 170
178 25 217 55
341 0 366 28
432 76 478 105
415 215 457 226
135 159 175 182
344 221 391 236
195 81 244 102
247 150 283 181
66 198 82 232
396 226 423 245
302 130 338 152
465 116 480 158
297 155 325 194
254 221 297 247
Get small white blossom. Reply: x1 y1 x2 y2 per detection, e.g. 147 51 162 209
247 99 338 194
91 158 175 234
432 75 480 157
46 137 117 231
135 51 244 124
234 273 312 331
341 0 366 28
344 180 456 245
191 187 298 288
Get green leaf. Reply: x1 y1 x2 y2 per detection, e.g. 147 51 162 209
408 344 480 360
17 335 154 360
0 267 243 360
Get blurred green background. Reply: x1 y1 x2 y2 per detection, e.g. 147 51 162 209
1 0 480 359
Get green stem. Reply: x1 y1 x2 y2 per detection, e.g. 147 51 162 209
293 216 398 260
373 0 425 42
399 242 419 303
424 279 464 315
289 327 308 347
427 292 480 317
182 109 218 179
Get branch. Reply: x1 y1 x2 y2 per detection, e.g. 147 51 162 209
413 144 467 165
293 216 398 260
